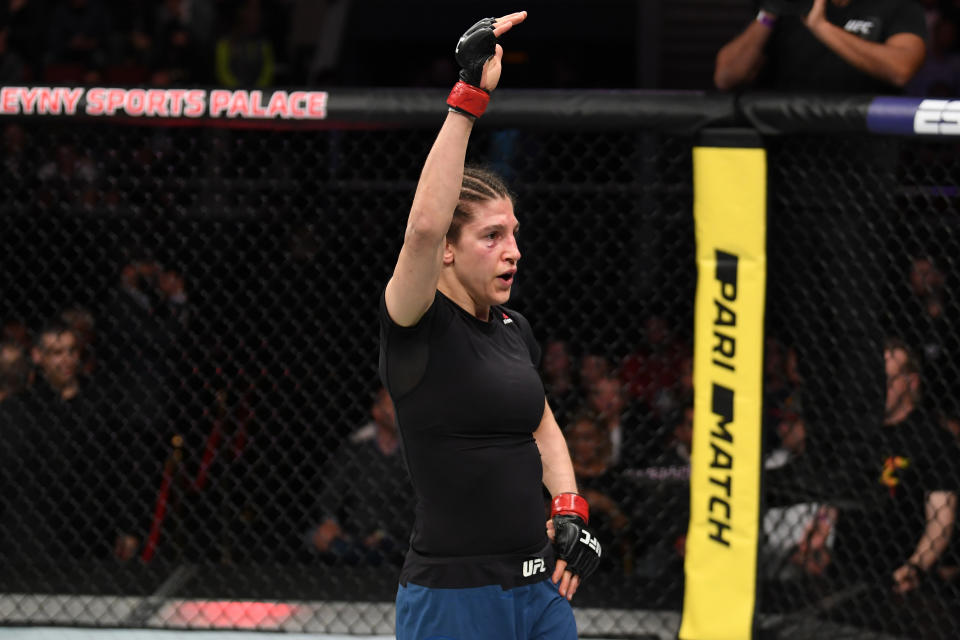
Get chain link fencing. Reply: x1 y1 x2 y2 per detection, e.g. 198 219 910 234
0 93 958 639
758 133 960 640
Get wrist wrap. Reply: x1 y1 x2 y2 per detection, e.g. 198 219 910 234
447 81 490 119
756 9 777 28
551 492 589 525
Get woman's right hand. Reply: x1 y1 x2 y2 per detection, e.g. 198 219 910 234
479 11 527 92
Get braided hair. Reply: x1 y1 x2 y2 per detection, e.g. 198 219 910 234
447 165 514 243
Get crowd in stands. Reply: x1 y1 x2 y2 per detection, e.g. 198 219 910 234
0 0 335 88
1 250 958 581
1 0 959 94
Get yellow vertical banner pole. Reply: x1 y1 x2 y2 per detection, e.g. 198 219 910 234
679 129 766 640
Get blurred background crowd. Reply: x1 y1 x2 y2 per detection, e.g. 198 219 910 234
1 0 959 94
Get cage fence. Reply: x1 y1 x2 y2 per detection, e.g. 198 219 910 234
0 89 959 639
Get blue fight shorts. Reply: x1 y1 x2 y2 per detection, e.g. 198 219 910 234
395 578 577 640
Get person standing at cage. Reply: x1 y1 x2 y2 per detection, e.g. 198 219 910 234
378 12 601 640
713 0 927 93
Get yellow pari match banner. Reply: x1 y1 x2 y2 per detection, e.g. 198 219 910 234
680 137 766 640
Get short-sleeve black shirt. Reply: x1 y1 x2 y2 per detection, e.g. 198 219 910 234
379 290 548 576
759 0 927 94
838 410 960 577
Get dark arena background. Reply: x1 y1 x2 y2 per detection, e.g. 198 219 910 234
2 2 960 640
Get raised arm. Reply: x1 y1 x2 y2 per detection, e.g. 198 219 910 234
714 15 774 91
384 12 527 327
804 0 925 88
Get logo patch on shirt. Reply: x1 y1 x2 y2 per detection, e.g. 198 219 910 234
880 455 910 497
522 558 545 577
502 312 513 325
844 18 876 37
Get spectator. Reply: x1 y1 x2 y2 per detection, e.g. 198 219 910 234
61 306 96 378
896 255 960 428
586 375 628 465
714 0 927 94
764 337 803 455
821 339 960 637
793 339 959 636
100 253 191 431
578 350 613 398
0 0 45 80
586 375 649 466
2 317 30 351
875 339 958 593
766 393 807 469
759 394 834 581
94 254 193 556
0 340 31 404
621 401 692 579
307 387 413 566
764 337 796 407
150 0 203 85
29 321 82 401
0 321 147 575
36 142 99 208
101 0 154 84
215 0 275 88
44 0 112 84
568 409 615 479
619 315 688 419
540 338 578 429
657 401 694 469
287 0 352 84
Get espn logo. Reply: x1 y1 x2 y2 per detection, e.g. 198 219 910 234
914 99 960 135
522 558 546 577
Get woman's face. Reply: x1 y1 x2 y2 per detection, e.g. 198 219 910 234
447 197 521 309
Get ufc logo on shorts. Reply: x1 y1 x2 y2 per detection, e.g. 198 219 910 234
580 530 602 557
522 558 546 577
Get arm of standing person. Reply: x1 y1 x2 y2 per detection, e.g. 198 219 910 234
536 398 602 600
715 0 926 90
536 399 579 500
714 15 776 90
893 490 956 593
384 12 527 327
803 0 925 88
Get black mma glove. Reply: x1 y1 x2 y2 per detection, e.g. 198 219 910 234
447 17 498 118
455 17 498 86
551 493 602 580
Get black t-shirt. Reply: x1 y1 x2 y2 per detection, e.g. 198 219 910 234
760 0 927 94
0 378 126 566
379 289 549 587
837 410 960 577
